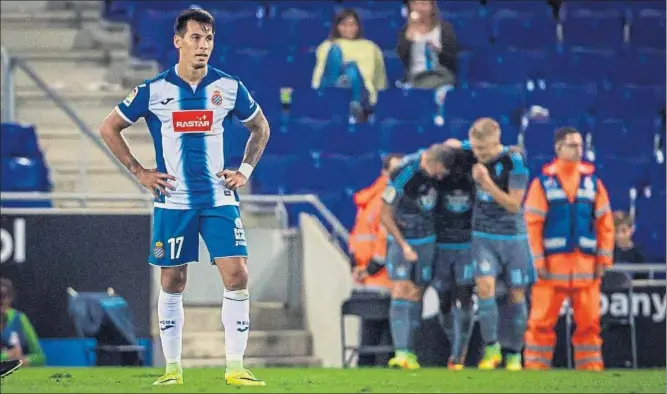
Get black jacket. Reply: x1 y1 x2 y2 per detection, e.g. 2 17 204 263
396 21 459 80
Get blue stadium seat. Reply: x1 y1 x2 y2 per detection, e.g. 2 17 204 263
323 123 382 156
374 89 437 123
103 0 134 22
132 9 177 60
467 49 532 86
443 11 490 49
526 153 553 181
443 118 472 141
284 189 343 228
523 120 558 157
438 1 483 14
347 153 383 191
628 8 666 49
1 123 41 158
382 122 443 154
486 0 554 14
337 1 402 19
591 118 658 159
594 155 647 209
270 2 336 20
647 159 666 195
526 84 597 119
364 18 402 50
252 154 296 194
635 192 666 261
266 122 326 155
219 20 288 50
285 154 351 192
0 156 50 192
444 87 523 125
383 51 404 87
490 10 558 50
289 88 351 121
595 86 662 120
290 19 332 50
560 1 627 14
538 48 616 85
561 9 625 50
612 48 666 86
335 188 358 230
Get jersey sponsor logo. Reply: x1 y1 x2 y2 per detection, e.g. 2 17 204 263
172 110 214 133
445 190 471 213
211 90 223 106
123 86 139 106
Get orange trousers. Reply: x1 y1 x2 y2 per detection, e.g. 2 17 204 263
524 280 604 370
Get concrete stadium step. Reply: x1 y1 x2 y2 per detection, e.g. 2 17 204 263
182 355 321 368
50 168 146 195
182 330 312 359
11 60 116 94
2 48 112 63
0 1 49 12
180 304 304 333
48 0 103 12
0 9 99 28
1 27 81 51
15 101 122 131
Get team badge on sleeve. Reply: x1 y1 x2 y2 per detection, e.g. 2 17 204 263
153 241 165 259
383 185 397 204
123 86 138 106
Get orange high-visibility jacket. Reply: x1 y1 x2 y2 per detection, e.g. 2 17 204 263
349 174 391 289
524 159 615 288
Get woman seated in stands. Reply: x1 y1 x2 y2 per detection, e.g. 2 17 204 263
311 8 387 122
1 278 45 367
397 0 459 89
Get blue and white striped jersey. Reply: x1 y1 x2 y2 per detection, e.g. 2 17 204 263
115 65 260 210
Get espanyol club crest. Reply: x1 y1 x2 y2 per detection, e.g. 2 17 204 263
154 241 165 258
211 90 223 106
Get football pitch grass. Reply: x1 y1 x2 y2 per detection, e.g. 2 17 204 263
2 368 665 393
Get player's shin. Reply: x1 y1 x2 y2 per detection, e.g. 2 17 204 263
477 297 500 345
158 290 184 373
389 298 421 355
438 293 457 351
456 298 474 361
221 288 250 372
504 292 528 354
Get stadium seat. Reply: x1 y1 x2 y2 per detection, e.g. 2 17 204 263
443 118 472 141
270 2 336 20
612 48 666 86
382 122 443 154
628 8 666 49
322 123 382 156
594 155 647 209
374 89 438 123
490 10 558 50
595 86 662 120
335 188 358 230
537 47 616 85
290 18 333 50
383 51 404 87
1 123 41 158
634 192 667 261
266 121 326 155
131 9 178 60
284 189 343 228
444 87 523 125
561 9 625 50
646 159 666 195
347 153 383 191
526 153 553 181
285 154 352 193
252 154 296 194
443 11 490 50
523 120 557 157
467 49 532 86
486 0 554 15
219 20 289 50
526 83 597 119
289 88 352 121
364 18 402 50
0 156 50 192
591 118 658 159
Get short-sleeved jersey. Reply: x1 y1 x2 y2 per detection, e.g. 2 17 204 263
382 151 437 239
473 149 529 236
435 148 475 244
115 65 260 209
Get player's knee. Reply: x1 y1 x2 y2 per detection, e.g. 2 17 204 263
475 276 495 298
217 257 249 290
161 266 187 293
509 288 525 303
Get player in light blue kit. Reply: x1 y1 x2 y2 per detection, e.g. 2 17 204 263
98 8 269 386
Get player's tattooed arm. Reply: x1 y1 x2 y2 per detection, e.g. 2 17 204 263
242 108 271 167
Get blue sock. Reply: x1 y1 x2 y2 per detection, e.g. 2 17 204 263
477 297 499 345
390 299 421 353
504 300 528 353
456 305 474 359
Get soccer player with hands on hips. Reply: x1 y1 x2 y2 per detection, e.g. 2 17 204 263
447 118 533 371
98 8 269 386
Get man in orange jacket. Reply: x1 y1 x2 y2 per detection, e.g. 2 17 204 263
523 127 615 371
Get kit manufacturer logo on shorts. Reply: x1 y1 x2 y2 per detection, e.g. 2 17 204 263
154 241 165 258
211 90 223 106
172 110 214 133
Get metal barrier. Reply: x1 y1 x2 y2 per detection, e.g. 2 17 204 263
0 46 144 195
0 192 351 242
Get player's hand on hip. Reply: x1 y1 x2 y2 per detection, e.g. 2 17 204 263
218 169 247 190
137 168 176 198
402 245 418 263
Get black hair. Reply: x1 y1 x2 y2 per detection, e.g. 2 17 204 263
382 153 404 170
427 144 456 169
554 127 580 145
174 7 215 36
329 8 363 39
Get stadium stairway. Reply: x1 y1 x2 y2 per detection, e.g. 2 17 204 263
151 303 321 368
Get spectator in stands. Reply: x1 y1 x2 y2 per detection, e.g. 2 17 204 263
311 8 388 122
0 278 45 367
613 211 647 280
349 153 403 367
397 0 458 89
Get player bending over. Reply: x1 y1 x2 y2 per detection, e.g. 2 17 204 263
98 8 270 386
448 118 532 371
380 144 456 369
432 146 476 370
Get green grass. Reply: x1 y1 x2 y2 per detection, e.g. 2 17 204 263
2 367 665 393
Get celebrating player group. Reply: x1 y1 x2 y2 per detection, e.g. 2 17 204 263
379 118 535 371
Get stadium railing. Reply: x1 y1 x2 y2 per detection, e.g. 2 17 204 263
0 46 145 194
